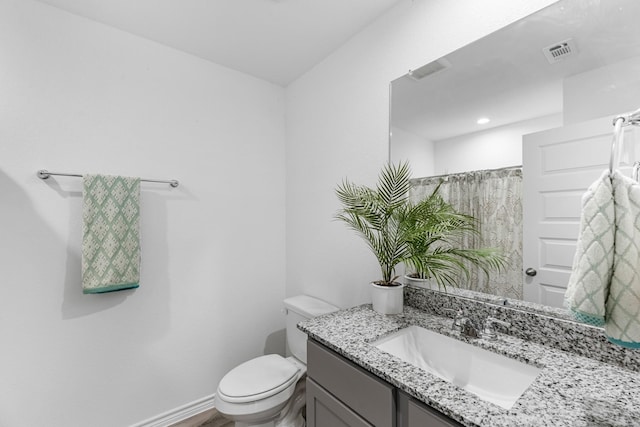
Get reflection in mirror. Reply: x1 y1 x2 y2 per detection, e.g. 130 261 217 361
390 0 640 310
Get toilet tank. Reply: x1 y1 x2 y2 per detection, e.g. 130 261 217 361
283 295 339 364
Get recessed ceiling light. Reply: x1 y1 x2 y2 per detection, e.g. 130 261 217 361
477 117 490 125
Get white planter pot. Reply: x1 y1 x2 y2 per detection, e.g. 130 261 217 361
370 282 405 315
404 275 440 291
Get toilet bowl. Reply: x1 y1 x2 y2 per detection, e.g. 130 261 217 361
214 295 339 427
216 355 305 426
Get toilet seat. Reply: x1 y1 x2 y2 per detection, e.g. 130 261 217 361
217 354 299 404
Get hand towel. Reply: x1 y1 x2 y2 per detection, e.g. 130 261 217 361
606 171 640 348
82 174 141 294
565 170 614 326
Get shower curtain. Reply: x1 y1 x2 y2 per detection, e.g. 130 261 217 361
408 167 523 299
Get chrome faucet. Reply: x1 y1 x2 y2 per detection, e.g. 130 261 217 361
459 316 482 338
445 308 481 338
482 309 511 340
444 307 510 339
443 308 463 330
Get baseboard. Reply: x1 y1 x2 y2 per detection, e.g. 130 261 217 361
130 393 217 427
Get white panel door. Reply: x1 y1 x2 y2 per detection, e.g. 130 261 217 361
522 116 639 307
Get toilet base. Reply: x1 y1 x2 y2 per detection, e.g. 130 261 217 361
275 378 306 427
232 377 306 427
235 422 275 427
233 413 304 427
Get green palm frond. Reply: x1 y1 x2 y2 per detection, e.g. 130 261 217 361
334 163 413 283
402 184 506 288
334 162 506 287
376 162 411 210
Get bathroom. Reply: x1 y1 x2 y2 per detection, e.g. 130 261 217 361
2 0 639 426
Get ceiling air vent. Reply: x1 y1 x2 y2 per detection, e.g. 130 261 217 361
543 38 577 64
407 58 451 81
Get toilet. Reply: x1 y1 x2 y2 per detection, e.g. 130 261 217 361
214 295 339 427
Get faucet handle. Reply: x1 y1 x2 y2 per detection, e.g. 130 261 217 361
461 318 482 338
443 308 464 331
483 315 511 339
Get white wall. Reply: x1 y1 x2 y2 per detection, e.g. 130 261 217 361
564 56 640 125
390 126 435 177
0 1 286 426
433 114 563 175
285 0 558 308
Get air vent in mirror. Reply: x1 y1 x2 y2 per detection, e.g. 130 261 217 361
543 38 577 64
407 58 451 81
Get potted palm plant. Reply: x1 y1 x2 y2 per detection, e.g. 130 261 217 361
333 162 426 314
335 162 505 315
401 185 506 291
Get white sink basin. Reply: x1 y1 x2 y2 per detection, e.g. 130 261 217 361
372 326 541 409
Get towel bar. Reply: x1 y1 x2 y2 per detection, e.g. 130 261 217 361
37 170 179 188
609 107 640 177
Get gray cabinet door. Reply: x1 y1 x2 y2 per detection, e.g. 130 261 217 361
307 340 395 427
307 378 373 427
398 392 464 427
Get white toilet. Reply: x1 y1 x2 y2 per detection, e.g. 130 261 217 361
214 295 339 427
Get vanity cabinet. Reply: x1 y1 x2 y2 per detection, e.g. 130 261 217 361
306 339 464 427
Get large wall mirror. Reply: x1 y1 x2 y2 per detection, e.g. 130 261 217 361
390 0 640 313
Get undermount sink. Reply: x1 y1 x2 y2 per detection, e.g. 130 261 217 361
372 326 541 410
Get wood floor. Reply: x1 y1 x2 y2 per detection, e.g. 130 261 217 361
169 408 233 427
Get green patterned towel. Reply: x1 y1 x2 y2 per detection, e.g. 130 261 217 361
565 170 614 326
566 170 640 348
82 174 140 294
606 171 640 348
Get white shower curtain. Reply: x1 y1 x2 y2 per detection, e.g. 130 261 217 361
409 167 523 299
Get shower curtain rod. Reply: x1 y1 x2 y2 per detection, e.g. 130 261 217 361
37 169 179 188
409 165 522 183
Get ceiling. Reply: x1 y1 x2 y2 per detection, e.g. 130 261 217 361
35 0 404 87
391 0 640 141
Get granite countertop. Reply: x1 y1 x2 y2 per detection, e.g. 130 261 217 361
298 304 640 427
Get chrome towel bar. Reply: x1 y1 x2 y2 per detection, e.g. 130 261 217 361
37 169 179 188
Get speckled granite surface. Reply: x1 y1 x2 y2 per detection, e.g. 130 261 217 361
405 286 640 371
299 304 640 427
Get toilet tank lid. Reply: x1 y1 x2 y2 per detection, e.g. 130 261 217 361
283 295 339 318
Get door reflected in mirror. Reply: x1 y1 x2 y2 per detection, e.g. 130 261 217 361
390 0 640 310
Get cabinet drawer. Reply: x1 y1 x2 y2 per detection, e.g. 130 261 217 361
307 378 373 427
398 392 464 427
307 340 394 427
408 400 463 427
